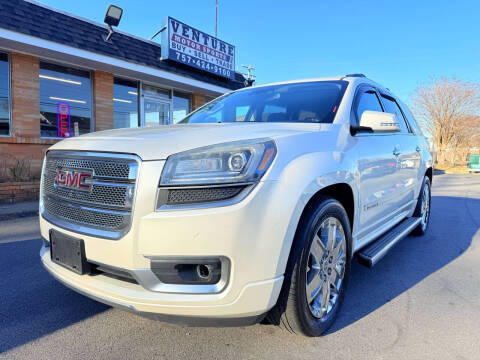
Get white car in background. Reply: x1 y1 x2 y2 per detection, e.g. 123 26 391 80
39 74 432 336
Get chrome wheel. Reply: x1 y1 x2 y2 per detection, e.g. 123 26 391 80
420 183 430 230
305 217 347 319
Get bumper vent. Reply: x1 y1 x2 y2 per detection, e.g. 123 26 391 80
166 185 246 205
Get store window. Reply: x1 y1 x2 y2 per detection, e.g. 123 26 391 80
0 52 10 136
39 62 92 138
113 78 139 128
172 91 191 123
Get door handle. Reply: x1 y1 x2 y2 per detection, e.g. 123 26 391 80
415 146 421 153
393 146 401 156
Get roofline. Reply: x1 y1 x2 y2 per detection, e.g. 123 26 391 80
0 27 232 95
24 0 164 49
235 76 348 91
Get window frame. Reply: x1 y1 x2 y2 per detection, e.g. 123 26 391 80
0 51 11 137
378 92 413 134
351 85 384 126
39 60 95 139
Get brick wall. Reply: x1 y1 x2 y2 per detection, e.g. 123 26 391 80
0 181 39 203
0 53 52 176
192 93 207 110
11 53 40 138
94 70 113 131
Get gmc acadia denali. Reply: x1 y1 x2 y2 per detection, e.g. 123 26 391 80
40 74 432 336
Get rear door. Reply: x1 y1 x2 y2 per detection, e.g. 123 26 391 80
351 86 404 242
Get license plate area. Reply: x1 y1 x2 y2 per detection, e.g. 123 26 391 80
50 229 90 275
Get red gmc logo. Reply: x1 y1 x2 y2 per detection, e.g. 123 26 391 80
55 169 93 192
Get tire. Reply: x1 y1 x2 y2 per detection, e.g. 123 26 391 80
411 176 431 236
266 196 352 337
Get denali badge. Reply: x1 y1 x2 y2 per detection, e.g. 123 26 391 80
55 169 93 192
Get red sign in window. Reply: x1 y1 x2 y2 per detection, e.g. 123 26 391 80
57 102 71 138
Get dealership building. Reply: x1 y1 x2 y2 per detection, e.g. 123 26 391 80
0 0 245 177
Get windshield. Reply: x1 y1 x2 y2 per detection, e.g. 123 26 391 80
179 81 348 124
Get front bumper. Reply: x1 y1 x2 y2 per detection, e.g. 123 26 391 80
39 160 299 319
40 245 282 319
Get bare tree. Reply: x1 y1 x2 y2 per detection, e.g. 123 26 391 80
411 78 480 165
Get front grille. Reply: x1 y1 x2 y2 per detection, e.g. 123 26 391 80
45 158 131 179
166 185 246 205
42 151 139 239
45 199 128 230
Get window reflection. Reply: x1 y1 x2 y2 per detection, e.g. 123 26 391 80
39 62 92 138
113 78 138 128
172 91 191 124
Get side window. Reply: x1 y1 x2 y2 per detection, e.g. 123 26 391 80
380 95 409 133
355 90 383 123
261 104 288 122
235 105 252 122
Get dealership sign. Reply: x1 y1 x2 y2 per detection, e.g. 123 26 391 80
162 17 235 79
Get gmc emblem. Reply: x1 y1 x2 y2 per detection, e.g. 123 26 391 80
55 169 93 192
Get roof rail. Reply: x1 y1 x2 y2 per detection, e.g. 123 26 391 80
343 73 366 78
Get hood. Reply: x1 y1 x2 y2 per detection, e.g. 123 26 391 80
48 122 327 160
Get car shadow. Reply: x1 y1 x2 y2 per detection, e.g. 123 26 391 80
0 238 109 353
326 195 479 334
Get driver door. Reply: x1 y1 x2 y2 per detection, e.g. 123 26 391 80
352 86 403 244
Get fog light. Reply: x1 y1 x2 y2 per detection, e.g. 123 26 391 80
150 258 222 285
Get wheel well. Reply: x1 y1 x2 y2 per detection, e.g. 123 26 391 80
426 167 433 183
301 183 355 230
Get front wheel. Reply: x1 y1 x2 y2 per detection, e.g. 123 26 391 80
267 197 351 336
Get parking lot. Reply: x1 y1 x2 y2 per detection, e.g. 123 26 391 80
0 173 479 360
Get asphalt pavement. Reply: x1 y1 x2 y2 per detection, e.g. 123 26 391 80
0 174 479 359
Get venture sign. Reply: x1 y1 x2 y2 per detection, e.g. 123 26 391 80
162 17 235 79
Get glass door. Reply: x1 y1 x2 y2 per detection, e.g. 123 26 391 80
141 84 172 126
144 98 170 126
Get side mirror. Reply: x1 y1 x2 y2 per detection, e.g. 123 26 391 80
358 111 401 133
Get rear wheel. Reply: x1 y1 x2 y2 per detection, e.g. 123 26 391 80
267 197 351 336
412 176 431 235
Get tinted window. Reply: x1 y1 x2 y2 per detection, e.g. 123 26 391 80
356 90 383 122
180 81 348 124
380 95 409 133
40 62 92 138
172 91 191 124
113 78 138 129
0 52 9 136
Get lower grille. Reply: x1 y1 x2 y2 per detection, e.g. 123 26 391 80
166 185 247 205
44 198 128 231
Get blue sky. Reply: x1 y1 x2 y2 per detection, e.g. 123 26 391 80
37 0 479 103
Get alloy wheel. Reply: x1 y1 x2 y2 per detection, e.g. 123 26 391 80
305 217 347 319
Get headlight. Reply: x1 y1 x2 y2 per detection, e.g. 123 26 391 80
160 139 277 186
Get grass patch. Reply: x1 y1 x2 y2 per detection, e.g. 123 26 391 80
434 164 472 174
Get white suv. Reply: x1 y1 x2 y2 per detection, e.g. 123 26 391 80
39 74 432 336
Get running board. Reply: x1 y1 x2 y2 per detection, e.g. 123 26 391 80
358 217 421 267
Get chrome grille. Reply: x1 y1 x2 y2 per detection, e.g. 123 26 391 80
45 199 127 230
42 151 139 240
45 158 131 179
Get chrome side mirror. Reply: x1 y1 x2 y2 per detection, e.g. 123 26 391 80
359 111 401 133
